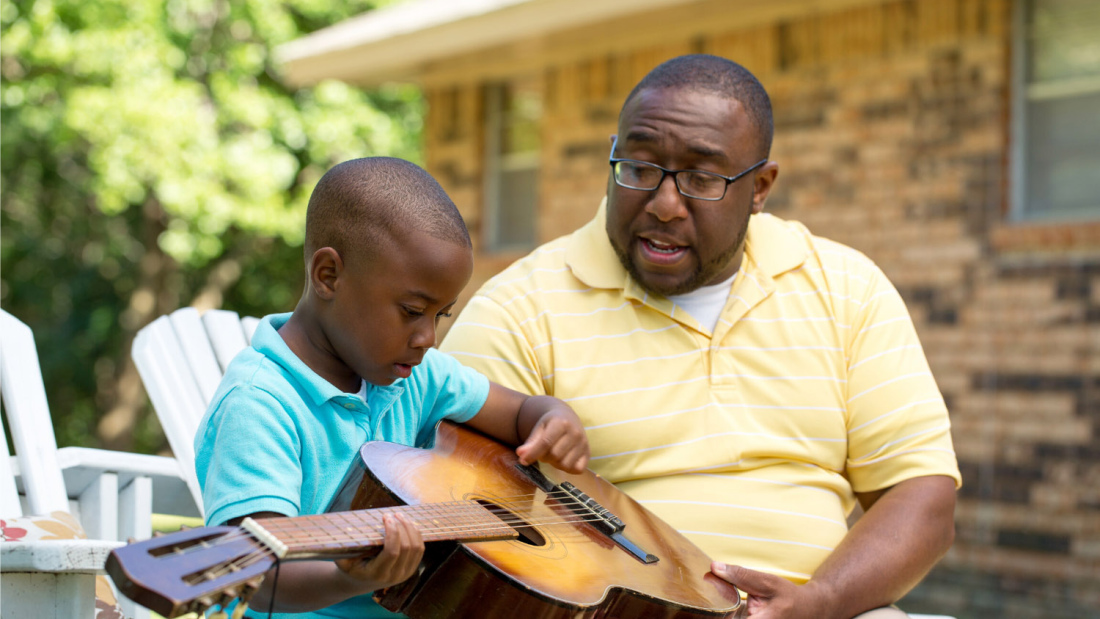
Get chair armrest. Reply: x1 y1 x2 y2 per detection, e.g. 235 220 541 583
55 447 198 518
1 539 122 573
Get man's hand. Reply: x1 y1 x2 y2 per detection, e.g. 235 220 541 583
711 562 833 619
336 513 424 591
515 395 589 473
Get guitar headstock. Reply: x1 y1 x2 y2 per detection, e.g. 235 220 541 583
106 525 274 618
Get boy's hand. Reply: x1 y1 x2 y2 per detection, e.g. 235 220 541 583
336 513 424 591
515 396 589 474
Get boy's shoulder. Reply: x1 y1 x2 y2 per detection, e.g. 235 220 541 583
208 346 297 413
207 313 317 416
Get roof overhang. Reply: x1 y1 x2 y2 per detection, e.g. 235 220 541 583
275 0 697 88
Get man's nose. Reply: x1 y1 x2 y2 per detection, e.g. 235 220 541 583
645 174 689 222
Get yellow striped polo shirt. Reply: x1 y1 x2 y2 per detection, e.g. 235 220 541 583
441 202 961 583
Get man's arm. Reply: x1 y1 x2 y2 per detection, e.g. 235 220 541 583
713 474 956 619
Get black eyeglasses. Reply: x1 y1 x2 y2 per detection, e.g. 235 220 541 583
608 136 767 201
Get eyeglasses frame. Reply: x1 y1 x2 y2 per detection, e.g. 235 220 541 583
607 136 768 201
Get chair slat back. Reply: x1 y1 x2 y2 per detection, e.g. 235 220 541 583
0 310 70 515
1 414 24 517
201 309 251 372
132 308 255 518
168 308 224 406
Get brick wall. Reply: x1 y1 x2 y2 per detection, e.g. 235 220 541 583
424 1 1100 616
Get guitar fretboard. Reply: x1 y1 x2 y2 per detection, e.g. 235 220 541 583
252 501 518 558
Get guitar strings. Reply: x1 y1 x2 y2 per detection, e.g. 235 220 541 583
176 490 624 586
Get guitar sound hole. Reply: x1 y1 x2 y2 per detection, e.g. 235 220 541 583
475 499 546 547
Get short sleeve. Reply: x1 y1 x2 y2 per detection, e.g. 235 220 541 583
412 348 491 447
194 386 303 526
844 267 962 492
440 294 547 396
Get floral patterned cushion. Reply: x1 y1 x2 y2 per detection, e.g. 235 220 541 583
1 511 126 619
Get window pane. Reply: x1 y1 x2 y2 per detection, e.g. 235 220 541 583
1025 91 1100 219
1028 0 1100 83
485 77 541 250
502 78 542 156
497 168 538 247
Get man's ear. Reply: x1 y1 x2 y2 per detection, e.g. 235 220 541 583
309 247 343 301
751 161 780 215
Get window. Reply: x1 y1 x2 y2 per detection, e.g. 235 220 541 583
483 78 541 250
1011 0 1100 222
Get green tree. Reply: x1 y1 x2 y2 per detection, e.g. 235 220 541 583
1 0 422 453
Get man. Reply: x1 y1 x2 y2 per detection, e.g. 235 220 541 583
440 55 960 619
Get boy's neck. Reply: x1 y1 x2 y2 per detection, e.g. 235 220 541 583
278 308 362 394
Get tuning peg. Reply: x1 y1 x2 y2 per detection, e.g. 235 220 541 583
153 531 166 537
126 537 136 544
217 590 240 610
180 524 193 531
231 602 250 619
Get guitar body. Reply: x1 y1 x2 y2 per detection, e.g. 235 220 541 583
329 421 745 619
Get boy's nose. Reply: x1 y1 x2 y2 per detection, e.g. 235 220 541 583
410 323 436 349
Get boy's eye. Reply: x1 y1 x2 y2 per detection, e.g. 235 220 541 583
402 306 424 317
436 311 453 319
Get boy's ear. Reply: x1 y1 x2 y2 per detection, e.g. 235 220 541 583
309 247 343 301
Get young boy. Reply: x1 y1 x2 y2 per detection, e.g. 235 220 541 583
194 157 589 618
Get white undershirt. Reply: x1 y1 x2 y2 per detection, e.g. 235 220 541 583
667 271 738 333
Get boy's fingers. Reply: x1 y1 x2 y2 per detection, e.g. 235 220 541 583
564 444 589 472
516 423 550 464
378 514 423 580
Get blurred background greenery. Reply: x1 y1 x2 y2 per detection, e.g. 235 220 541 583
1 0 421 454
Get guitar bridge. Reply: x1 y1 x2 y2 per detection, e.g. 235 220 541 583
515 464 658 565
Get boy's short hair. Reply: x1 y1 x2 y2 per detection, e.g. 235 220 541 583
304 157 471 263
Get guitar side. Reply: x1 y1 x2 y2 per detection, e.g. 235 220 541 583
329 421 746 619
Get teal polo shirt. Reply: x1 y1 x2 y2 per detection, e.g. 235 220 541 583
194 313 490 618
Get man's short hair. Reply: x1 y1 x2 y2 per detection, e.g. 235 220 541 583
304 157 471 264
622 54 774 159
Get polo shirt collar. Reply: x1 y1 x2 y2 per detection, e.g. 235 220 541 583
565 198 810 292
251 313 404 410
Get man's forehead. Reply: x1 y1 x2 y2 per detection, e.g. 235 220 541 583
618 87 756 157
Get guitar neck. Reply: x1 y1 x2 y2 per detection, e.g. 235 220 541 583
244 501 517 560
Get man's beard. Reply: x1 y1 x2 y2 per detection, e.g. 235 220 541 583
612 211 751 297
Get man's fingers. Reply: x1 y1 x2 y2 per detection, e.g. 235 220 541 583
710 562 778 597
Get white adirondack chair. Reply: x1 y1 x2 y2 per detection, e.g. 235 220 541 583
131 307 259 518
0 308 193 619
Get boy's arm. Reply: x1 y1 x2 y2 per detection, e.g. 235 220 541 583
226 511 424 613
463 382 589 474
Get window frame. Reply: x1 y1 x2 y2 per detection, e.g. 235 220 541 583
1008 0 1100 224
482 80 541 253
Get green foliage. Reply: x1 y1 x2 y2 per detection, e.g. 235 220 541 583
1 0 423 452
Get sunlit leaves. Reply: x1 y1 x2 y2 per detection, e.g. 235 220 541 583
1 0 422 450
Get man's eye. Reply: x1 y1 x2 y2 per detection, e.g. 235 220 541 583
684 172 721 191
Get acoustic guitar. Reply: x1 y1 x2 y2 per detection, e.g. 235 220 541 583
106 421 746 618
